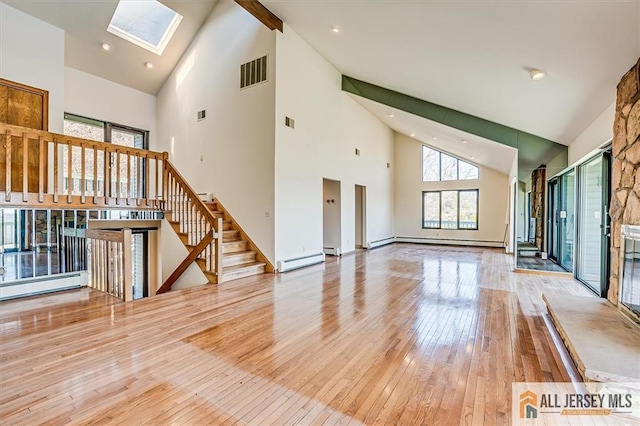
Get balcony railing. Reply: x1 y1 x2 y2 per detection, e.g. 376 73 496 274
1 123 166 210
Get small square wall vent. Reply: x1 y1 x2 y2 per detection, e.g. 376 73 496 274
197 110 206 121
355 148 361 156
240 55 268 89
285 117 295 128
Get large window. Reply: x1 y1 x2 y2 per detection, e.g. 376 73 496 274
422 146 479 182
423 190 478 230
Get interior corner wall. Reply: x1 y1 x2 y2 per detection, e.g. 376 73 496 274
156 0 276 263
0 3 65 133
394 133 510 247
64 67 157 147
274 24 394 263
568 101 615 165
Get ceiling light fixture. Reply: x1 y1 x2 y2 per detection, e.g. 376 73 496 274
388 114 395 118
331 27 340 33
461 139 468 144
100 42 112 51
411 132 415 137
431 136 437 140
145 62 154 69
529 69 546 81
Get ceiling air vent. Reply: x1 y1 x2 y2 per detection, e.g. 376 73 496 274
240 55 268 89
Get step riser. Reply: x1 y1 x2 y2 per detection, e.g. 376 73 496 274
223 241 248 254
222 253 257 267
222 266 265 281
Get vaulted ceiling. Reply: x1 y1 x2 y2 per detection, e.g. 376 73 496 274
265 0 640 145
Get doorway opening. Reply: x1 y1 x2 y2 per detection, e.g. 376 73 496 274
355 185 366 249
323 178 341 256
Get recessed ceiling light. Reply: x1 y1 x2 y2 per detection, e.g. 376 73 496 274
530 69 546 81
462 139 468 144
145 62 154 69
100 42 112 51
388 113 394 118
431 136 437 140
411 132 415 137
331 27 340 33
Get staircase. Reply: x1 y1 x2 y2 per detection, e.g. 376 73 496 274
166 200 267 283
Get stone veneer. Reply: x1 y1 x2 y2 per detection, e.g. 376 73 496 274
609 58 640 305
531 165 546 250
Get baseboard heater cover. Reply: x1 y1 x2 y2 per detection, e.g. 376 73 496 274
323 247 341 256
395 237 503 248
0 272 87 301
365 237 395 249
278 253 325 272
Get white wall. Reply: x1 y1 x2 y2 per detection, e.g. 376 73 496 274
0 3 65 132
156 0 276 263
64 67 157 146
274 24 394 262
568 101 615 165
394 133 509 246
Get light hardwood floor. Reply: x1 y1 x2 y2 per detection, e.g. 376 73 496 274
0 244 595 425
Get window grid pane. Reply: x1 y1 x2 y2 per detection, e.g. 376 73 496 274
441 191 458 229
440 154 458 181
458 160 479 180
423 192 440 228
459 190 478 229
422 146 440 182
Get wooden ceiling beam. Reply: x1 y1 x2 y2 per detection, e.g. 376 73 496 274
235 0 283 32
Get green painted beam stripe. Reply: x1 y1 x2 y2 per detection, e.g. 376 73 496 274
342 75 560 150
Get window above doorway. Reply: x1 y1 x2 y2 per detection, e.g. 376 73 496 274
107 0 183 55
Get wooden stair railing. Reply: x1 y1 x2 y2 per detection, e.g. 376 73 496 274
1 123 166 210
159 161 224 293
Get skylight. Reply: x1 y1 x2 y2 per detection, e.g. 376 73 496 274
107 0 183 55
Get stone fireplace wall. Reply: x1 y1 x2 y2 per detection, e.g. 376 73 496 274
609 58 640 305
531 165 546 250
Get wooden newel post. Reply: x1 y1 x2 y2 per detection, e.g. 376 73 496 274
216 217 224 283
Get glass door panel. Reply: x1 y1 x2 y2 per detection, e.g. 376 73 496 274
577 154 610 296
548 180 559 261
560 170 575 271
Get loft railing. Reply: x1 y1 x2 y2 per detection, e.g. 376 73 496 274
1 123 166 210
156 161 223 293
86 228 133 301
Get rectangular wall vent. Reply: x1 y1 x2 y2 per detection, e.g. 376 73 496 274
285 116 295 128
240 55 268 89
355 148 361 156
197 110 206 121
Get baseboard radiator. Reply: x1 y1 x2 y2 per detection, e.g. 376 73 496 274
278 253 325 272
323 247 341 256
394 237 503 248
365 237 395 249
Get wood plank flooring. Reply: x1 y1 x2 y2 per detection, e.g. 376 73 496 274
0 244 595 425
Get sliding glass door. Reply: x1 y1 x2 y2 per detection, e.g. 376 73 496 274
559 170 575 271
576 153 611 296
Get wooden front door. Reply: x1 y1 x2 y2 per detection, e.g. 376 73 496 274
0 78 49 193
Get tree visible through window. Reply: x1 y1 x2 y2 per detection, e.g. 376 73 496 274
422 190 478 230
422 146 479 182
